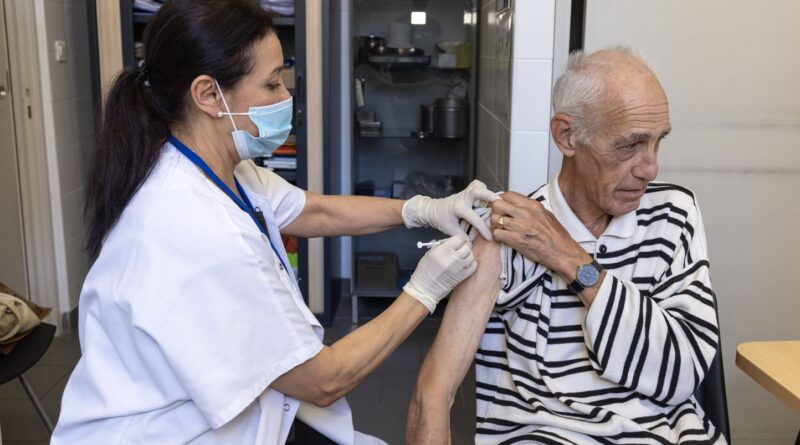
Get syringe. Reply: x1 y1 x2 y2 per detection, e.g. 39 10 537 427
416 239 444 249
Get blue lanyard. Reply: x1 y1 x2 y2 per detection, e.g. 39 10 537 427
168 135 292 273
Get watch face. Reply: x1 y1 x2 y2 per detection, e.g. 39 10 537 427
577 264 600 287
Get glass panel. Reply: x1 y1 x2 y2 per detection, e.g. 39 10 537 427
352 0 478 294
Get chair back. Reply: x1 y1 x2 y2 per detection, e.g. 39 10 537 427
694 348 731 443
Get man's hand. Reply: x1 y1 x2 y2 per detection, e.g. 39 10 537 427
490 191 590 283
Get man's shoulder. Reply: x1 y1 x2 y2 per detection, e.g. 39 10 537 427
639 181 699 213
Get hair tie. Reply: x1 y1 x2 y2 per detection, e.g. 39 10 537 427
136 61 151 87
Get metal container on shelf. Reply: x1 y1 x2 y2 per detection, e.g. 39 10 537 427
420 104 436 136
434 98 468 139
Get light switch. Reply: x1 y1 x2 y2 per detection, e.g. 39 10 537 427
54 41 68 62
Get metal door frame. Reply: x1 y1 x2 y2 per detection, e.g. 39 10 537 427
0 0 61 326
0 0 29 296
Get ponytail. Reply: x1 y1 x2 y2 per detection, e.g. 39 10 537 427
84 68 168 260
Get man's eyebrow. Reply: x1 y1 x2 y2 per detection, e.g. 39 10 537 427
660 129 671 139
614 132 651 146
271 66 284 75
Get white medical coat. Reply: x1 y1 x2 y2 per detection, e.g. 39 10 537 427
51 143 385 444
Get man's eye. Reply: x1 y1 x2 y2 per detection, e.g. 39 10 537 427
622 143 638 151
267 83 282 90
630 141 647 150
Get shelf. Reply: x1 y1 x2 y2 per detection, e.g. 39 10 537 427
357 133 466 140
357 61 471 71
132 13 295 27
273 16 295 27
133 13 154 25
352 287 401 298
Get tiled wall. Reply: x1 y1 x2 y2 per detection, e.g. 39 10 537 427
475 0 511 191
37 0 94 314
585 1 800 443
476 0 556 194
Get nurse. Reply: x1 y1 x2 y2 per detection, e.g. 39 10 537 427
51 0 497 444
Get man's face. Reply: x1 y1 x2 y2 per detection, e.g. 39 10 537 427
572 73 671 216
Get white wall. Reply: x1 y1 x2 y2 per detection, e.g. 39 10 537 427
506 0 554 193
476 0 556 193
585 1 800 443
35 0 94 320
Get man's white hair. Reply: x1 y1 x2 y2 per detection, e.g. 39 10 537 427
552 46 652 144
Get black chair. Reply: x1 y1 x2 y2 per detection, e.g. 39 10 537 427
0 323 57 433
694 347 731 443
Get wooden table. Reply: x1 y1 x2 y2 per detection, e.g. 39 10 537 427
736 340 800 415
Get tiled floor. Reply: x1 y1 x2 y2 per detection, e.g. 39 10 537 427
0 297 475 445
0 334 80 445
325 297 476 444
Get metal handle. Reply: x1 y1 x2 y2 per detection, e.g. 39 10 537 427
0 85 7 99
292 73 304 127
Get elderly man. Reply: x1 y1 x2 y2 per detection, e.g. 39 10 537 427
406 48 724 444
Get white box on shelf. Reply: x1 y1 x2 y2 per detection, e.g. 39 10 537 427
437 53 457 68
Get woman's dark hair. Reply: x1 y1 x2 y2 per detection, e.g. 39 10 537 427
85 0 275 260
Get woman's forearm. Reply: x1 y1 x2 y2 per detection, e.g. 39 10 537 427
284 192 405 238
326 292 428 394
271 292 428 406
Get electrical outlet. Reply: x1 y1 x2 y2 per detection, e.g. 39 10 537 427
54 41 68 62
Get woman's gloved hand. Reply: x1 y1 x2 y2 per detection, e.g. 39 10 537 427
403 236 478 313
402 180 500 241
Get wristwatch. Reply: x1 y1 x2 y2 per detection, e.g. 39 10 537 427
567 259 603 295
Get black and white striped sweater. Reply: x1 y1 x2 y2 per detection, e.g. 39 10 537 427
469 179 724 445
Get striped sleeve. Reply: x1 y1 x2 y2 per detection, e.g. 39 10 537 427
582 202 719 405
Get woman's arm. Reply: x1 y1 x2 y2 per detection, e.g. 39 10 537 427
271 291 428 406
282 191 405 238
271 236 478 407
283 180 499 239
406 236 501 444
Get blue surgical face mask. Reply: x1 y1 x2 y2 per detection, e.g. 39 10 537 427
215 79 293 160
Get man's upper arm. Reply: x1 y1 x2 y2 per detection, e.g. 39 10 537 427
419 236 502 397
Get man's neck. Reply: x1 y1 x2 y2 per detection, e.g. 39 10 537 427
558 168 612 238
172 123 241 195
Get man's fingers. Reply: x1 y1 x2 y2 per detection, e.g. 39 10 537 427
500 191 530 205
491 213 525 232
489 198 517 217
492 228 525 249
490 213 510 229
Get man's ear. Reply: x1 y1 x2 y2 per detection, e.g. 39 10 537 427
550 113 577 158
189 75 224 120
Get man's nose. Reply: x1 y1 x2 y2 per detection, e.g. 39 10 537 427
633 147 659 182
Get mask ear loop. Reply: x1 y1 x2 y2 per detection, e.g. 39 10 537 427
214 79 239 131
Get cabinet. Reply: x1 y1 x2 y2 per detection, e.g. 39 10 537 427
90 0 334 324
350 0 478 323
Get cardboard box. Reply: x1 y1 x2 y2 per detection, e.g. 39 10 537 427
356 252 398 290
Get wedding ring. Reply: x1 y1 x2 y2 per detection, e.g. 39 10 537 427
499 216 505 228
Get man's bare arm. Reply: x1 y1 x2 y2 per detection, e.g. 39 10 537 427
406 236 501 444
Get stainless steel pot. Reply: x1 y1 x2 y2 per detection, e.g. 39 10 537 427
434 98 468 139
